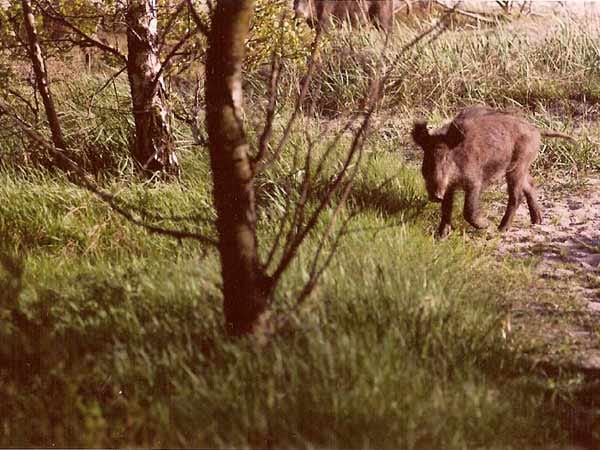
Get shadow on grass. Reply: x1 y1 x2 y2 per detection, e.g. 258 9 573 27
535 360 600 449
345 180 428 222
256 174 429 226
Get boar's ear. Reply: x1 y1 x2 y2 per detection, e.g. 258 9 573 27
445 122 465 148
411 120 430 149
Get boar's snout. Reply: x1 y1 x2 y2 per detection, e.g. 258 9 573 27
430 192 444 203
427 186 445 203
424 179 446 203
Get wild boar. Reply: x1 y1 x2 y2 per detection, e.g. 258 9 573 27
293 0 394 32
412 106 575 238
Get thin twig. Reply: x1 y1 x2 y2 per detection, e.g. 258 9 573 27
263 139 307 271
433 0 499 24
152 23 199 92
271 97 375 286
253 27 323 174
4 88 39 118
189 75 207 147
186 0 210 37
267 13 449 301
157 0 188 54
296 212 355 306
87 65 127 116
276 137 314 266
253 42 282 166
264 179 293 269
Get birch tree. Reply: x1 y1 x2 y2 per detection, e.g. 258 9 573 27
20 0 68 170
126 0 179 175
126 0 179 177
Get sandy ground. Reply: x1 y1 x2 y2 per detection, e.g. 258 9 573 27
497 178 600 308
492 177 600 369
438 0 600 16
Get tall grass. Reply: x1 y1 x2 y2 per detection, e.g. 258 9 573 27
271 17 599 175
301 18 600 113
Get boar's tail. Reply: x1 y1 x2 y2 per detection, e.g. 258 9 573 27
540 130 576 142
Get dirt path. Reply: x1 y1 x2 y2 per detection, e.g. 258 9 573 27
492 177 600 370
439 0 600 17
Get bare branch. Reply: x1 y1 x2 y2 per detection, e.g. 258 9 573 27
295 173 426 306
296 211 354 306
151 28 196 91
273 138 314 271
382 10 451 86
189 75 207 147
263 179 294 269
186 0 210 37
253 43 282 165
433 0 499 23
253 27 323 174
86 65 127 115
265 12 448 295
252 9 288 166
3 88 39 118
157 0 188 53
271 100 374 286
151 0 205 92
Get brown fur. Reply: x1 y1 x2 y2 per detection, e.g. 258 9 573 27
293 0 394 31
412 106 574 238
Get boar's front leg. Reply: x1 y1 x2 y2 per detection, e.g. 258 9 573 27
463 180 489 229
437 188 455 238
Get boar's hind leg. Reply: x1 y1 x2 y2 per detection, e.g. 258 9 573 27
437 189 455 238
524 174 542 225
499 172 525 232
463 181 489 229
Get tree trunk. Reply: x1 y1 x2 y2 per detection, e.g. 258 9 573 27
205 0 269 336
21 0 68 170
126 0 179 177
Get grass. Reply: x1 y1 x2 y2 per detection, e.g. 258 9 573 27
0 166 571 448
1 9 600 449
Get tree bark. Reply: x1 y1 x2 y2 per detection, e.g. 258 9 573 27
205 0 269 336
21 0 68 170
126 0 179 177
